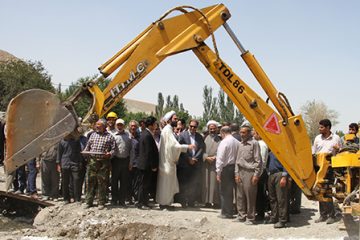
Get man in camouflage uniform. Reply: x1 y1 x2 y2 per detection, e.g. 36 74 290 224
84 119 116 209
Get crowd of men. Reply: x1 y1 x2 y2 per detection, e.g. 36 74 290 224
1 111 359 229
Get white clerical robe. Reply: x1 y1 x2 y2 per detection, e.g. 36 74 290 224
156 124 188 205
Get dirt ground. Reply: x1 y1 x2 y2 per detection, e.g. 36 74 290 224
0 166 359 240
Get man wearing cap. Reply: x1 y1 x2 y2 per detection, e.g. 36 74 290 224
111 118 132 207
106 111 118 136
84 119 116 209
156 111 195 210
202 120 221 208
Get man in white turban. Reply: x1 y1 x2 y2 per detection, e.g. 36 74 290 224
156 111 195 210
202 120 222 208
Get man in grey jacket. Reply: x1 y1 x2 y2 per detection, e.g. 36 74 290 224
111 118 132 207
235 125 262 225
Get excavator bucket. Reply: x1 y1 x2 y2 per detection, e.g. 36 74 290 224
5 89 77 173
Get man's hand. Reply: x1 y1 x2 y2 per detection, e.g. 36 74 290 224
188 144 196 150
206 156 215 163
216 175 221 182
251 175 259 185
189 158 197 165
235 175 241 183
333 144 340 153
279 176 287 188
152 168 157 172
56 164 61 173
104 152 112 159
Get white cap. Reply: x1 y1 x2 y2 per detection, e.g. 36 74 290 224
115 118 125 125
163 110 176 122
206 120 218 127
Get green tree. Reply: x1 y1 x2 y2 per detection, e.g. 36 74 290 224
165 95 172 110
155 92 164 120
157 92 190 123
233 109 245 127
61 75 126 119
218 90 226 122
300 100 339 142
202 85 219 124
224 95 235 123
201 86 244 127
172 95 179 110
0 60 54 111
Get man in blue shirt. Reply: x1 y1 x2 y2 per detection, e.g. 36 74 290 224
266 151 289 228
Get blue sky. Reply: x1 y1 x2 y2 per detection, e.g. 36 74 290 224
1 1 359 132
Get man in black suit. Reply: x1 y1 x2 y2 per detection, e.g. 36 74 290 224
137 116 159 209
176 119 205 207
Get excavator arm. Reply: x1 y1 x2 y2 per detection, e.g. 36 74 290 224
6 4 323 201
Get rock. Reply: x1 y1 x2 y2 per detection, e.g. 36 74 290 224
33 208 51 227
58 228 68 237
194 217 208 226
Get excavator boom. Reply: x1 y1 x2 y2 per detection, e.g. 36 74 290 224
6 4 338 203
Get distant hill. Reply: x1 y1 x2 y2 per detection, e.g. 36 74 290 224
0 50 18 62
124 98 156 114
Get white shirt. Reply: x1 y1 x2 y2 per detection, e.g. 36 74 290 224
312 132 342 155
216 134 239 175
258 140 269 173
189 131 196 156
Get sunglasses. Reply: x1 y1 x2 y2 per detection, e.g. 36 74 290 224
189 125 198 128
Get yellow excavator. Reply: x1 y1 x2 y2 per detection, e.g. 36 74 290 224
4 4 359 213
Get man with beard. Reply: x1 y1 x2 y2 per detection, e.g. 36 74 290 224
156 111 195 210
106 112 118 136
83 119 116 209
235 125 262 224
202 120 221 208
128 120 140 205
111 118 132 207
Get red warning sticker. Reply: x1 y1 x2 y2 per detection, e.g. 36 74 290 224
264 113 281 134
